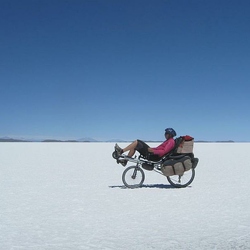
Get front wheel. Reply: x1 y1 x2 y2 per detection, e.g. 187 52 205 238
122 166 145 188
167 169 195 188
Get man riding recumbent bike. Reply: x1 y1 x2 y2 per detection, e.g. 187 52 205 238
112 129 199 188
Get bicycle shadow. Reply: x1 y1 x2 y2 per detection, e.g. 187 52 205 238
109 184 178 189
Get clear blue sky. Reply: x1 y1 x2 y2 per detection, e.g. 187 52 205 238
1 0 250 141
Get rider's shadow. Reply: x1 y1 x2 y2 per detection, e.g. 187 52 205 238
109 184 177 189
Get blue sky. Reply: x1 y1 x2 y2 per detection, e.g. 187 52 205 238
1 0 250 141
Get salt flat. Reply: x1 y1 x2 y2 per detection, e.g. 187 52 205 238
1 142 250 250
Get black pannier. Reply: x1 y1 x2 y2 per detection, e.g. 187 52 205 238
142 162 154 171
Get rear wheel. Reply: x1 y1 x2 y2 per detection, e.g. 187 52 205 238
122 166 145 188
167 169 195 188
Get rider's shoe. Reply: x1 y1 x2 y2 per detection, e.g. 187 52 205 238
115 143 123 155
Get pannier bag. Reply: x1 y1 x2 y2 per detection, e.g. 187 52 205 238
192 157 199 169
161 156 192 176
177 135 194 154
142 163 154 171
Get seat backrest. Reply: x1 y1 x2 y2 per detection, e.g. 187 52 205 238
171 136 184 154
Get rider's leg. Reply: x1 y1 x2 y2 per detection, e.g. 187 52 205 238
122 140 138 157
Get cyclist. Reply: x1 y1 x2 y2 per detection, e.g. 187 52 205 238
115 128 177 166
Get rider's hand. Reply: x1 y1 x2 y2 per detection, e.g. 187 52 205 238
148 148 154 153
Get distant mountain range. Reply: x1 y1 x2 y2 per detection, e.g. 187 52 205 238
0 137 127 142
0 137 29 142
0 136 237 143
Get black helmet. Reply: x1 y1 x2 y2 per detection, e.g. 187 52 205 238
165 128 177 137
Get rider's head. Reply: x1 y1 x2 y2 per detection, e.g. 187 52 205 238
165 128 177 138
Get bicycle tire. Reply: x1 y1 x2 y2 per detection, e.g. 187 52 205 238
122 166 145 188
167 168 195 188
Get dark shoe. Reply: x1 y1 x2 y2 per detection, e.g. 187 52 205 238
115 143 123 155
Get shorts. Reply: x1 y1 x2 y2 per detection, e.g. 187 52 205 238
135 140 150 156
135 140 161 161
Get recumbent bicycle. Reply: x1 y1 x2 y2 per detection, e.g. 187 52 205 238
112 136 199 188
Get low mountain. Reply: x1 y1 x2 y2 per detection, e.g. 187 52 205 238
0 137 28 142
78 137 98 142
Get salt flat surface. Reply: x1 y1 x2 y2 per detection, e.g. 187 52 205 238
1 142 250 250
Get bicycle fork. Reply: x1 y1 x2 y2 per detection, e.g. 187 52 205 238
131 163 141 179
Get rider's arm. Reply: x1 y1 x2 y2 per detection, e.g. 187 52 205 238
148 147 154 153
151 139 175 157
